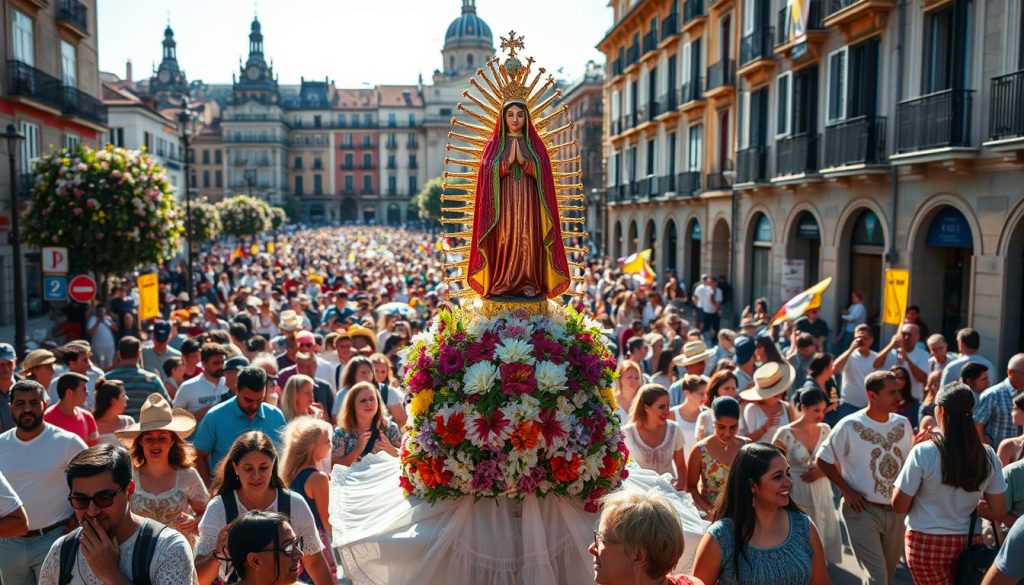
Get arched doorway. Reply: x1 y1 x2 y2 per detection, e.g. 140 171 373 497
406 204 419 223
340 197 358 223
613 221 624 259
747 213 773 306
687 218 702 290
785 211 821 291
1003 212 1024 365
644 220 657 276
664 220 678 280
910 206 975 341
842 209 885 332
709 218 730 283
387 203 401 226
628 221 639 254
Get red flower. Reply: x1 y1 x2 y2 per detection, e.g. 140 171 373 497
465 331 499 362
599 454 620 478
550 454 582 483
419 456 453 488
398 474 415 493
499 362 537 396
436 412 467 446
537 408 568 448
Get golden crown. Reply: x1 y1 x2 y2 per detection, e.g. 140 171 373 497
496 31 532 104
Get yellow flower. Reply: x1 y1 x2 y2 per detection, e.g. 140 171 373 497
601 387 618 411
409 389 435 417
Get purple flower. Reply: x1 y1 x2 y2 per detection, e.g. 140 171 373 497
437 346 465 376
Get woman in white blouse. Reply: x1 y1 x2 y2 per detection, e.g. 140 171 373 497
622 384 688 491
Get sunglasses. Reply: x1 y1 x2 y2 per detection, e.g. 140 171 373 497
261 536 304 557
68 487 124 510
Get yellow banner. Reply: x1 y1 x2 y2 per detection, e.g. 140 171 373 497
883 269 909 325
268 242 275 254
250 244 259 255
137 273 160 321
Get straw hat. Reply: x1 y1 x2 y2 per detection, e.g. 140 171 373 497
739 362 796 401
673 340 716 367
279 310 300 332
346 324 378 351
19 349 56 375
115 393 196 441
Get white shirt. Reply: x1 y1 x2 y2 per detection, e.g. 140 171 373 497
315 357 337 392
622 421 687 479
0 470 23 517
896 346 931 401
0 425 87 529
940 353 998 388
693 284 722 314
817 410 913 505
841 302 867 332
86 314 116 348
894 441 1006 534
840 350 893 408
172 375 226 414
39 522 198 585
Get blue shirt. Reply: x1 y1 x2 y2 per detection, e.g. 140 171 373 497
940 353 996 388
192 397 287 472
974 378 1022 447
994 513 1024 580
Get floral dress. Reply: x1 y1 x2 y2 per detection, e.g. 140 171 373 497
332 421 403 463
129 466 208 545
772 424 841 563
695 442 731 503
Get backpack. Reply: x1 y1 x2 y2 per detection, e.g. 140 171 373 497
58 518 164 585
222 487 292 524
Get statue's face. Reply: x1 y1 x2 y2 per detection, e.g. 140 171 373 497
505 105 526 133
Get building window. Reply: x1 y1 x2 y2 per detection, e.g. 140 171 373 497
215 150 222 164
645 138 655 176
775 72 791 137
687 125 702 171
826 47 848 123
109 127 125 147
202 150 210 164
848 38 880 118
923 5 954 93
203 171 210 188
387 154 396 168
344 153 354 168
143 131 153 152
388 113 397 127
388 175 397 194
345 175 354 191
294 175 304 195
363 135 372 147
408 113 416 126
215 170 223 188
408 154 417 168
63 134 80 150
314 114 322 128
363 175 372 192
12 9 33 66
60 40 76 87
19 122 39 174
363 114 372 126
409 176 418 194
467 53 474 68
294 156 302 169
363 153 372 168
440 107 452 116
313 174 323 194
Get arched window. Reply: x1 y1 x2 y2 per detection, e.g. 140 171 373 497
467 54 474 68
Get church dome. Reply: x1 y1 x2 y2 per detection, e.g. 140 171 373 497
444 0 492 49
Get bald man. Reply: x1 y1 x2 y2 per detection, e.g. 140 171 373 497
974 353 1024 446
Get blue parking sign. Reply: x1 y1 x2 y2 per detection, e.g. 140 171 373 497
43 275 67 301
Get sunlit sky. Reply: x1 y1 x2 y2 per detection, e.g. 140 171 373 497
97 0 612 87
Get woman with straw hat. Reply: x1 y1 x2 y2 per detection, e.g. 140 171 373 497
116 393 209 545
739 362 798 444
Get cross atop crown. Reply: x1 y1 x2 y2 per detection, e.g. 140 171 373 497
500 31 525 59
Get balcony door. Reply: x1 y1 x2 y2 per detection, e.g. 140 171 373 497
793 65 819 134
848 38 879 118
13 9 33 66
718 110 730 172
720 15 732 63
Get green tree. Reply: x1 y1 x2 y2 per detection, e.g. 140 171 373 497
216 195 271 238
21 145 183 295
269 207 287 230
416 176 469 226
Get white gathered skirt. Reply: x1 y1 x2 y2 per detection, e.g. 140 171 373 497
329 454 709 585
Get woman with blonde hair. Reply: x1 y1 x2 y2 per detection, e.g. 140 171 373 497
613 359 644 423
622 384 688 491
280 374 323 421
280 416 336 580
332 380 402 466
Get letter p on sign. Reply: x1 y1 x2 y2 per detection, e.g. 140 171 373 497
41 247 69 274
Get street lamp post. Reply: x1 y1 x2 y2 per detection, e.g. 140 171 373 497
177 99 199 304
3 125 26 357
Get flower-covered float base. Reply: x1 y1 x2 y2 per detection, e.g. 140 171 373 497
399 305 628 510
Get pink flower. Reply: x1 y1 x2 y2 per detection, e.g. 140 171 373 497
72 208 83 216
437 345 465 376
499 362 536 396
408 369 433 393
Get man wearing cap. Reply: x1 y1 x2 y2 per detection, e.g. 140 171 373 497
0 380 87 583
219 356 251 403
0 343 20 433
105 337 169 422
19 350 56 396
817 371 912 585
669 341 716 406
192 366 287 485
172 343 228 421
142 320 182 381
733 336 757 391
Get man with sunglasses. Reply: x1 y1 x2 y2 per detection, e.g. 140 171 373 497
38 443 196 584
0 380 87 584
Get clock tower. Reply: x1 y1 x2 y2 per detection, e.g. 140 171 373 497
148 23 189 108
232 16 279 105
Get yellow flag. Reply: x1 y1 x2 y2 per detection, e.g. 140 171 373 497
137 273 160 321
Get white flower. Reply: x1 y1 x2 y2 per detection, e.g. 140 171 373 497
535 361 568 393
543 320 566 341
466 315 490 338
494 338 535 364
463 361 499 395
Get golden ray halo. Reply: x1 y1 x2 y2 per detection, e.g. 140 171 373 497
441 30 589 298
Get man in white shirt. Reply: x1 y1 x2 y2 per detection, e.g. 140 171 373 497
0 471 28 537
831 323 893 425
817 371 914 585
693 276 722 341
873 323 930 400
38 443 196 585
926 333 958 373
0 381 87 585
172 343 228 421
940 328 997 388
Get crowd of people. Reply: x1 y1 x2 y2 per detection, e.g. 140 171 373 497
0 225 1021 585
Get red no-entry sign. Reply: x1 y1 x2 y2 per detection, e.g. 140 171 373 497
68 275 97 303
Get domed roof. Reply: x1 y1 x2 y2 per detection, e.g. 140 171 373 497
444 0 492 48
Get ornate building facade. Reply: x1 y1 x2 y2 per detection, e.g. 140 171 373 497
599 0 1024 367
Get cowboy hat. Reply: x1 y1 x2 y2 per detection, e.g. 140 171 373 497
19 349 56 374
279 310 301 332
345 324 378 351
739 362 795 402
673 340 716 367
115 393 196 441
